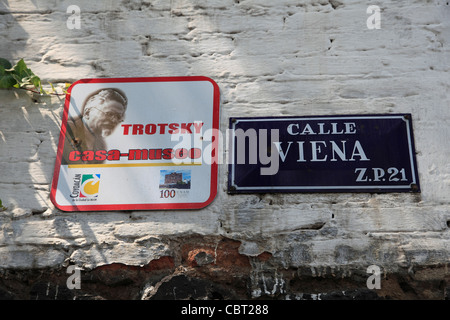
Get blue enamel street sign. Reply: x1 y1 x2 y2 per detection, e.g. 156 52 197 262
228 114 420 193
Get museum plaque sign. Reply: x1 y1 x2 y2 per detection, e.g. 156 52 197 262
51 76 220 211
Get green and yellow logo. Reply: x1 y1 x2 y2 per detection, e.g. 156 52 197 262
80 174 101 198
71 174 101 199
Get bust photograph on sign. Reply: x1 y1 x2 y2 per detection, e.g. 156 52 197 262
50 77 220 211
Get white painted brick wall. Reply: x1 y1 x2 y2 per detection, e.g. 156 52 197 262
0 0 449 287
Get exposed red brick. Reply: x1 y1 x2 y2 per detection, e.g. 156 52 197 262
186 248 215 267
145 256 175 271
257 251 273 262
215 238 250 268
182 238 250 269
93 256 174 272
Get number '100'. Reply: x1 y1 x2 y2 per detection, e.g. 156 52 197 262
160 190 176 198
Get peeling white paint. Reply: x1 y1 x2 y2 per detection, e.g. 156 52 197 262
0 1 449 278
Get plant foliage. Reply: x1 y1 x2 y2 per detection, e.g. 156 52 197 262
0 199 6 212
0 58 43 93
0 58 70 95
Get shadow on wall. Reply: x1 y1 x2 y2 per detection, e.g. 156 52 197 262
0 0 29 63
0 88 63 217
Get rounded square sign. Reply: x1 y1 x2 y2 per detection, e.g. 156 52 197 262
50 77 220 211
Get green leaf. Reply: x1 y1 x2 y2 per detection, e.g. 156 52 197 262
0 58 43 92
13 59 28 74
0 73 17 88
13 59 35 85
0 58 12 69
0 64 18 88
0 199 6 211
32 75 41 89
11 73 22 84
